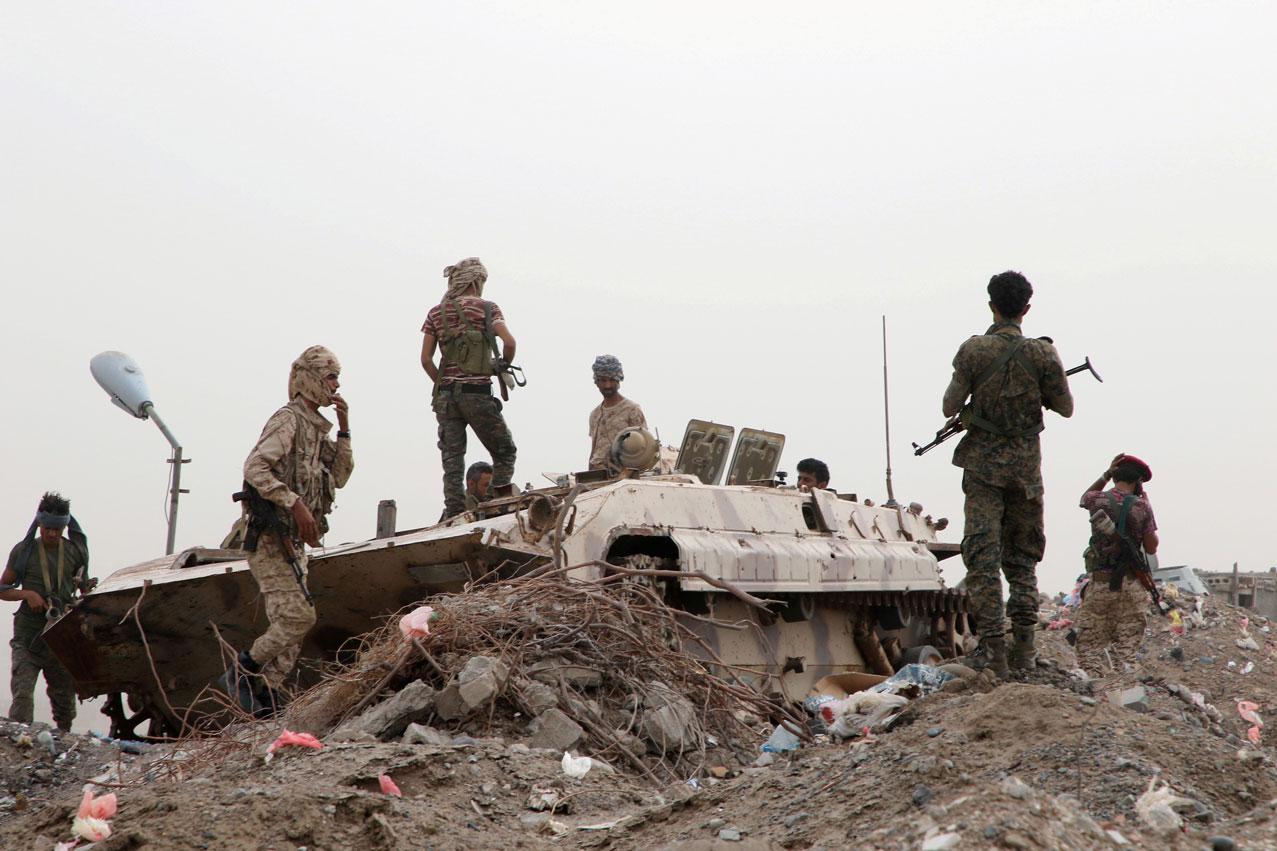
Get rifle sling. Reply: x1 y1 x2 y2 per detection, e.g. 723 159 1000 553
964 336 1045 439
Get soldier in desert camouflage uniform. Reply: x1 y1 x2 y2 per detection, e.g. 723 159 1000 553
421 258 518 518
942 271 1074 675
219 346 354 715
587 355 647 471
1074 454 1159 675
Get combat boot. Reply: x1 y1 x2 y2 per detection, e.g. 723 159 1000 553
216 650 264 715
960 635 1009 678
1007 626 1037 671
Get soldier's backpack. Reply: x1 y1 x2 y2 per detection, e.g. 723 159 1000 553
439 299 496 378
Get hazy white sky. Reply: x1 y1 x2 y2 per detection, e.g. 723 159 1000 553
4 3 1275 729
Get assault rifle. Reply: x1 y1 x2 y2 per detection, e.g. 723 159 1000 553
232 483 315 607
493 358 527 403
912 354 1104 456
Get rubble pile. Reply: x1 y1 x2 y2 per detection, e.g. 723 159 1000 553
11 589 1277 848
286 574 802 779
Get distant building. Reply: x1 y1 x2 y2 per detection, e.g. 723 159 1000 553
1197 567 1277 617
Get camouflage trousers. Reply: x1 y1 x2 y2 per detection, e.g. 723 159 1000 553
8 618 76 730
247 533 315 689
960 471 1046 640
1074 574 1148 676
434 385 517 517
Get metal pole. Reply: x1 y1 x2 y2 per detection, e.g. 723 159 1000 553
144 404 186 555
881 315 897 508
1231 561 1239 607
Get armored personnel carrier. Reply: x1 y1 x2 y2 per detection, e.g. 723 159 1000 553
44 419 965 739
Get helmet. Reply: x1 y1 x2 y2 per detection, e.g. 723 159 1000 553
610 428 659 472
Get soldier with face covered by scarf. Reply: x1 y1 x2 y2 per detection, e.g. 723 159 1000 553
420 257 519 518
1 492 90 729
219 345 354 715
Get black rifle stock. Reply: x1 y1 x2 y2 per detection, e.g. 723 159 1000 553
232 483 315 607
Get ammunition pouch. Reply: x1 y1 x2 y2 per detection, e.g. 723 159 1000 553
439 299 496 378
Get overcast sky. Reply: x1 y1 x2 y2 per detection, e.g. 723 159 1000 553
4 3 1275 730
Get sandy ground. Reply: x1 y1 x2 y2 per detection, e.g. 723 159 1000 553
4 594 1276 850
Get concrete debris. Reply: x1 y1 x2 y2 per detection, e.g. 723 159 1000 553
1107 685 1149 713
514 677 559 716
401 723 451 746
527 708 585 752
1001 775 1032 800
436 656 509 721
527 655 603 689
641 684 704 754
336 679 437 740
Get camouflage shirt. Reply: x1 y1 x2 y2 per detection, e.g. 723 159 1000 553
6 537 88 630
588 397 647 469
421 296 507 386
942 321 1073 488
1081 488 1157 567
243 399 354 534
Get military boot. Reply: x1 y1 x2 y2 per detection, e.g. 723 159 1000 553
960 635 1009 678
216 650 264 715
1007 626 1037 671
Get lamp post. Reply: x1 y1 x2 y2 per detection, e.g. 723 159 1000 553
90 351 189 555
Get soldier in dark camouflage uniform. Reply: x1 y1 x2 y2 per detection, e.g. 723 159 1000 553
420 258 518 518
942 271 1074 675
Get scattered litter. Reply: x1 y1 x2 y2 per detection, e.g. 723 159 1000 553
562 751 594 779
1135 779 1193 833
761 723 801 753
1238 701 1264 744
821 691 909 739
1047 617 1073 630
921 832 961 851
378 774 402 797
266 729 324 758
1242 661 1255 674
14 733 32 748
1236 637 1260 651
89 731 150 755
1169 610 1185 636
398 605 436 639
71 785 117 842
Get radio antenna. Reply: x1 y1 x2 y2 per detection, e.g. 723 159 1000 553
881 315 898 508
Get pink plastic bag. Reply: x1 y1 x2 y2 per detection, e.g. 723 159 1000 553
267 729 324 754
379 774 403 797
399 606 436 640
71 786 118 841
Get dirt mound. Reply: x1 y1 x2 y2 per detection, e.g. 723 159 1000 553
7 591 1277 849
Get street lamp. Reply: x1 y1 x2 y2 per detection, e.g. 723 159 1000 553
90 351 189 555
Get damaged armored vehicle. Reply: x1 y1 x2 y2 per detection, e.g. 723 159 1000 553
43 419 966 739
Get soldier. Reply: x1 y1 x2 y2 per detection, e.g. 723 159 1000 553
1 492 90 730
587 355 647 471
942 271 1074 675
420 257 518 518
795 458 831 492
464 461 494 512
1074 454 1159 675
219 346 353 715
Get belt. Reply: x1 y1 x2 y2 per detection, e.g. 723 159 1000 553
441 382 491 395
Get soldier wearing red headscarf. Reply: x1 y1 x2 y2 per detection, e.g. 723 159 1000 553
1074 453 1159 675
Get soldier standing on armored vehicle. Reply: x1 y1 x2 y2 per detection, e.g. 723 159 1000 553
942 271 1074 675
1074 454 1158 675
421 257 518 518
1 492 90 730
588 355 647 471
220 346 353 715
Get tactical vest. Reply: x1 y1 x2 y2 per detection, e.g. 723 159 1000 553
1088 492 1141 571
438 299 496 378
274 403 338 535
962 334 1045 439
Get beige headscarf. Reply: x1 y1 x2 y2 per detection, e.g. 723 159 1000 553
443 257 488 299
288 345 341 406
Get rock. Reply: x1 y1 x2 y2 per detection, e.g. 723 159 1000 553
336 680 437 740
1199 656 1215 665
983 825 998 839
436 656 510 721
912 785 934 807
1079 696 1097 706
1237 636 1260 651
1003 832 1032 849
707 818 727 830
927 727 944 738
784 812 809 828
1208 837 1236 851
709 766 729 779
402 723 451 746
527 708 584 751
938 663 978 679
528 655 603 689
1108 685 1149 713
1169 646 1184 661
641 685 703 754
753 752 775 767
516 678 559 716
520 813 551 830
718 827 742 841
921 833 960 851
1001 775 1031 800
